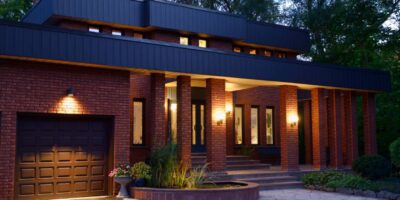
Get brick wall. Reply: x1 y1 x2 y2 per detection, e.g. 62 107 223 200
303 100 312 164
0 60 131 199
150 73 167 150
344 91 358 165
311 88 327 170
279 85 299 171
225 92 234 155
206 79 226 171
177 76 192 167
362 92 377 155
327 90 343 168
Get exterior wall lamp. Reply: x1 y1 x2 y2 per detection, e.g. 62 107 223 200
170 103 177 112
66 87 75 97
288 113 299 127
225 103 232 114
216 111 225 125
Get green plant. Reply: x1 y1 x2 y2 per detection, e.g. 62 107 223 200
187 163 209 188
108 163 131 177
352 155 392 180
301 171 345 186
389 137 400 169
130 162 151 181
148 142 178 187
325 174 374 190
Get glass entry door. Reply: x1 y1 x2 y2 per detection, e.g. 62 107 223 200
192 101 206 152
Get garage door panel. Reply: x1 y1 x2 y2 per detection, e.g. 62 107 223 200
16 116 110 200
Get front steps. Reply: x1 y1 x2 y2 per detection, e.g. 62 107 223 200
227 171 303 190
191 153 271 171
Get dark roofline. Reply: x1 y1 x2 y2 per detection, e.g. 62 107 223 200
0 21 391 92
22 0 311 52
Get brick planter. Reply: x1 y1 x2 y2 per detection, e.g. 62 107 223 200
130 181 259 200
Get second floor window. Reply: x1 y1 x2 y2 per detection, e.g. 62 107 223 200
276 52 287 58
180 36 189 45
263 50 272 57
134 33 144 39
112 30 122 36
88 26 100 33
233 46 242 53
249 49 257 55
198 39 207 48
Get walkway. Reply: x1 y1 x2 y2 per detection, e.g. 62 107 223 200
259 189 383 200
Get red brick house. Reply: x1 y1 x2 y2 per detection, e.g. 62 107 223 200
0 0 391 199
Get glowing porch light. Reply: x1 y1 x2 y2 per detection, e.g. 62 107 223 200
288 113 299 127
170 103 177 112
215 110 225 125
225 103 233 114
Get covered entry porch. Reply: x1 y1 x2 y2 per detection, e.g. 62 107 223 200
131 72 379 172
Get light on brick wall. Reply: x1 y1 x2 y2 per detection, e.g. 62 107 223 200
288 113 299 127
170 103 177 112
216 110 225 125
225 103 232 114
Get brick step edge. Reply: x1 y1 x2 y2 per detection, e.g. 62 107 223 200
259 181 304 190
238 176 298 183
305 185 400 200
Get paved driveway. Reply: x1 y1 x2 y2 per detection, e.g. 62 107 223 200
259 189 383 200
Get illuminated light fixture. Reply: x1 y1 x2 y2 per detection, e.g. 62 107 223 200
288 113 299 127
170 103 177 112
225 103 232 114
66 87 75 97
216 111 225 125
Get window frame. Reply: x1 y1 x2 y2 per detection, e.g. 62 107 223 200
250 105 260 145
132 98 145 146
265 106 275 145
233 105 245 146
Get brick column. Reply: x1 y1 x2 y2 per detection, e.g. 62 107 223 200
311 88 327 170
0 112 17 200
225 91 234 155
344 91 358 165
303 100 313 165
176 76 192 167
279 85 299 171
150 73 166 150
340 93 347 165
327 90 343 168
206 79 226 171
362 92 377 155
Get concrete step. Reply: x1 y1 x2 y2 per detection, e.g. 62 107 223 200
226 163 271 170
258 181 304 190
238 176 298 184
192 159 261 166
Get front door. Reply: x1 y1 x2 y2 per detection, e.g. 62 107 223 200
192 101 206 152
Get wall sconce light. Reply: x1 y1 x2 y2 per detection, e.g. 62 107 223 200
288 113 299 127
170 103 177 112
225 103 232 114
216 111 225 125
66 87 75 97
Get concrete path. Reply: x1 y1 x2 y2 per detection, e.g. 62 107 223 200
259 189 383 200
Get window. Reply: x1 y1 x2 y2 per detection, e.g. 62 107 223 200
249 49 257 55
251 107 259 144
234 106 244 145
133 100 144 145
276 52 287 58
233 46 242 53
88 26 100 33
134 32 143 39
112 30 122 36
180 36 189 45
169 101 177 143
266 107 274 145
198 39 207 48
263 50 272 57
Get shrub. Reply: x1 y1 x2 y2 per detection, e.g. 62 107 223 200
389 137 400 168
301 171 345 186
326 174 374 190
130 162 151 181
352 155 391 180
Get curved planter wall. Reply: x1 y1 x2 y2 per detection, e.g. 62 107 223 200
130 181 259 200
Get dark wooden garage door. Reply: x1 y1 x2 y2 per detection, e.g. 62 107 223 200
15 115 111 200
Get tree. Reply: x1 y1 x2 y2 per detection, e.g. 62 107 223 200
0 0 33 21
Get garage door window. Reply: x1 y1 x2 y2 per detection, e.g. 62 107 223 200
133 99 145 145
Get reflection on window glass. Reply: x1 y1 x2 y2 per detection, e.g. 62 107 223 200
133 101 144 145
170 102 177 143
251 107 259 144
234 106 243 144
266 108 274 144
180 37 189 45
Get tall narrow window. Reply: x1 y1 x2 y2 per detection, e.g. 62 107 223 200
180 36 189 45
169 101 177 143
234 106 244 145
266 107 274 145
133 100 144 145
198 39 207 48
251 107 259 144
88 26 100 33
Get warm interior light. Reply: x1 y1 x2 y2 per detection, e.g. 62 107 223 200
225 103 232 114
198 39 207 48
170 103 177 112
216 110 225 125
180 37 189 45
288 113 299 127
